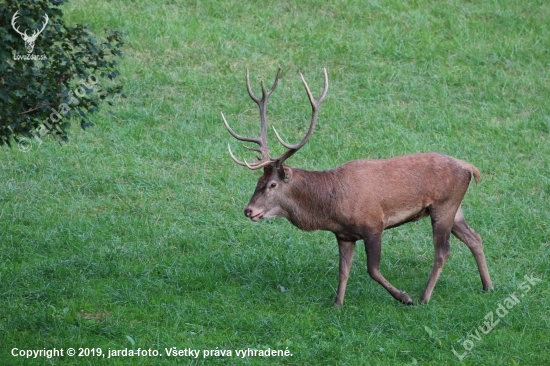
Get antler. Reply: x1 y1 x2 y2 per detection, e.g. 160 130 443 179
33 13 49 39
222 68 328 169
274 68 328 164
222 68 281 170
11 11 26 37
11 11 49 39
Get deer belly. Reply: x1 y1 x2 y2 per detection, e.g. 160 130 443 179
384 207 429 229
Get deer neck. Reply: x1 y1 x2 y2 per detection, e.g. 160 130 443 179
283 168 341 232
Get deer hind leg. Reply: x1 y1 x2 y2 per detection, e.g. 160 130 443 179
451 206 493 291
334 238 356 309
419 207 455 304
364 231 414 305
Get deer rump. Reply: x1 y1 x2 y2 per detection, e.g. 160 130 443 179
223 68 493 307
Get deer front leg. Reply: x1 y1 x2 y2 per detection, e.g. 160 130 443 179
364 231 414 305
334 238 356 308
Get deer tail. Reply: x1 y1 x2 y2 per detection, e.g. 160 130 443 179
452 158 481 185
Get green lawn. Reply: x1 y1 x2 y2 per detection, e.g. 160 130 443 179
1 0 549 364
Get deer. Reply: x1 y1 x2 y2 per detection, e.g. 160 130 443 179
222 68 493 308
11 11 49 54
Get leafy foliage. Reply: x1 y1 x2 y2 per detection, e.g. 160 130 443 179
0 0 123 147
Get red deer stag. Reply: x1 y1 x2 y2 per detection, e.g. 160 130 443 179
222 68 493 307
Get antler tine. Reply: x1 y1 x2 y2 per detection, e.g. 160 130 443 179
274 68 329 163
242 145 262 153
221 112 261 144
245 68 261 104
222 112 269 169
226 144 268 169
226 143 274 170
226 143 250 167
302 67 329 109
266 68 282 97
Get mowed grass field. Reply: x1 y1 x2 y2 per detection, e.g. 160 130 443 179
1 0 550 364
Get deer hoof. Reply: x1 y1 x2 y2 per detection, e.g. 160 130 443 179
398 291 414 305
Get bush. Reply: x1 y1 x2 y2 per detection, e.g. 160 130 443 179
0 0 123 148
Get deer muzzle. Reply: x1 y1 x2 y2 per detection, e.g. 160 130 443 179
244 207 264 221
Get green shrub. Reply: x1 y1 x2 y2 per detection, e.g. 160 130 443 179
0 0 123 148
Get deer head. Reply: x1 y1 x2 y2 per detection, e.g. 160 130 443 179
11 11 49 54
222 68 328 221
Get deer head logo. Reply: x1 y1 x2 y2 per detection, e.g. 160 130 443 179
11 11 49 54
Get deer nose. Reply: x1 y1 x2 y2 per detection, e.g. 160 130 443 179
244 208 252 217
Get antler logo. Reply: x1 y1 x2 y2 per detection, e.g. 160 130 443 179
11 11 49 54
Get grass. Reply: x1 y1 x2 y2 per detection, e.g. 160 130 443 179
1 0 549 364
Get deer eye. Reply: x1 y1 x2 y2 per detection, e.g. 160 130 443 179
269 182 277 189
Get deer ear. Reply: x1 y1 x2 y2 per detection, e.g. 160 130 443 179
280 166 292 183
